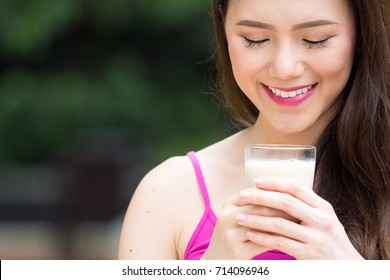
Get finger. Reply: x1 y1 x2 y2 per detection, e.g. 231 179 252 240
231 190 294 220
243 188 313 223
230 189 257 207
230 188 299 223
255 177 325 208
236 213 310 242
245 230 304 258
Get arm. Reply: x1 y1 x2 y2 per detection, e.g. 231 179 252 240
117 158 184 259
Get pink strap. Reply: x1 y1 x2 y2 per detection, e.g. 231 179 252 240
187 151 211 209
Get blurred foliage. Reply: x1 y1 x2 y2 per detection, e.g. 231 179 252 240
0 0 235 166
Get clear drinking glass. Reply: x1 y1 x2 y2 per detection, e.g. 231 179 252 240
245 144 316 189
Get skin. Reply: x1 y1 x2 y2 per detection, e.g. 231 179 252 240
117 0 364 260
226 0 356 140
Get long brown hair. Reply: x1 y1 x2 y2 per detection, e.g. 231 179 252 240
211 0 390 259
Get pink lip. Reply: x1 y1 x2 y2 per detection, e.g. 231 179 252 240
261 83 317 107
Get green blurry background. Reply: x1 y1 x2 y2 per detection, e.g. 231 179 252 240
0 0 235 259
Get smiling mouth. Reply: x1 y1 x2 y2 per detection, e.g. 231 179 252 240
267 84 316 98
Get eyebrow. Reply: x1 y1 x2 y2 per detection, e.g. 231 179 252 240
236 19 337 30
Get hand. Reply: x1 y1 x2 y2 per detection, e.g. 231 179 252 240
235 177 364 260
201 188 295 260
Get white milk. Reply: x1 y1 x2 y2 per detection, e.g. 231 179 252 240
245 159 315 189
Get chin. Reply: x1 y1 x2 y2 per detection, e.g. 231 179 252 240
273 123 311 137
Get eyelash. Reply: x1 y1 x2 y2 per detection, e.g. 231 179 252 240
303 38 331 49
244 38 269 48
243 37 332 49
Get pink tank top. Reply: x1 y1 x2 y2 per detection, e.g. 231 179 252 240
184 151 295 260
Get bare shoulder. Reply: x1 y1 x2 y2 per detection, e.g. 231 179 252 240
142 155 196 188
117 129 248 259
136 155 201 204
117 154 203 259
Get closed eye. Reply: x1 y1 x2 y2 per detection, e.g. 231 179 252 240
303 37 333 49
243 37 269 48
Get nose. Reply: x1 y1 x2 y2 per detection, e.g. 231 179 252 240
268 44 305 80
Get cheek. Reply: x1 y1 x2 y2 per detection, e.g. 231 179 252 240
229 49 252 80
227 34 261 74
228 38 265 82
316 41 355 84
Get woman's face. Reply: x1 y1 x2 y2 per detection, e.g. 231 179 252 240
225 0 356 135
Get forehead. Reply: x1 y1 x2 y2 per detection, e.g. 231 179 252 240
226 0 354 26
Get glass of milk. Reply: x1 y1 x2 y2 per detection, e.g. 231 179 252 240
245 144 316 189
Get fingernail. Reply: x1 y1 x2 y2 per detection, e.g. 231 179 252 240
255 178 266 188
236 213 247 222
240 190 252 199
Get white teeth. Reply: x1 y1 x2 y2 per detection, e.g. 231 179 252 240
268 85 313 98
288 91 296 98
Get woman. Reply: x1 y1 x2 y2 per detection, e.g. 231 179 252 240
117 0 390 259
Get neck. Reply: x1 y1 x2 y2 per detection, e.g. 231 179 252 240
245 116 325 146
